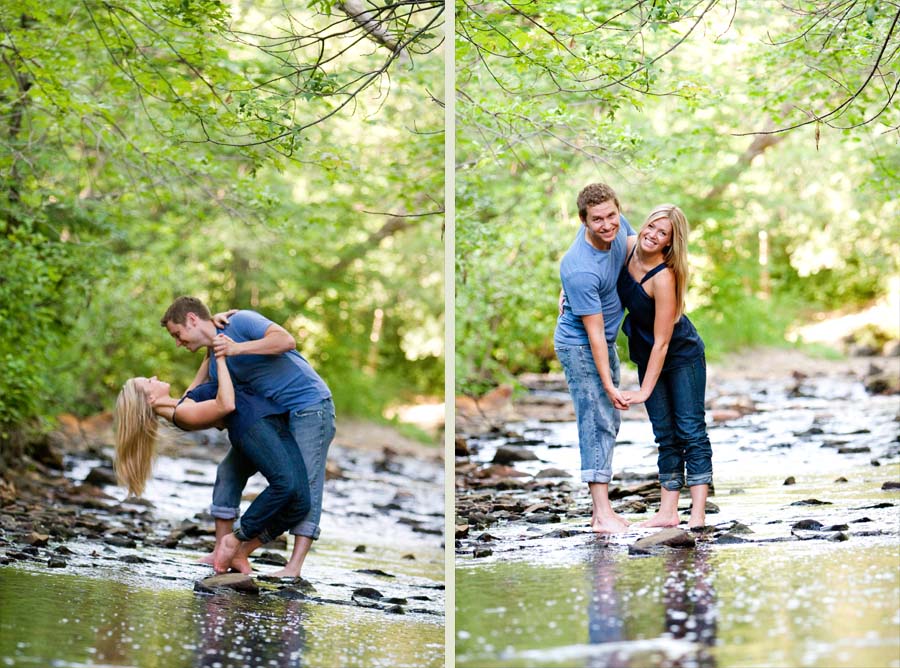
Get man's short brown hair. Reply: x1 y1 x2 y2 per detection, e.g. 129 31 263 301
160 296 211 326
576 183 620 222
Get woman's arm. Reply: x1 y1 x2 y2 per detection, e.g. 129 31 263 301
624 270 677 404
168 347 236 429
582 313 629 410
186 354 210 393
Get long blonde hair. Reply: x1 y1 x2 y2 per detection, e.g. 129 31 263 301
114 379 158 497
643 204 690 320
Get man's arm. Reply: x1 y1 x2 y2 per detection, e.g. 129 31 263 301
582 313 629 411
212 323 297 357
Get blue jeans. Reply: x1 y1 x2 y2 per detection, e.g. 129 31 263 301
230 415 310 544
212 398 336 540
556 344 621 483
639 356 713 490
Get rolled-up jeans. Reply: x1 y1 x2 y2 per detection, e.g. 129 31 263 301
211 398 336 540
230 415 310 544
638 356 713 490
555 344 621 483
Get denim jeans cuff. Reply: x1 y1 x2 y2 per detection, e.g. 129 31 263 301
233 528 250 542
687 472 713 486
581 469 613 484
291 521 321 540
660 473 685 491
210 504 241 520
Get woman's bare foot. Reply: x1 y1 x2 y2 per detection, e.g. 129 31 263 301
197 552 216 566
688 513 706 529
213 534 241 574
639 511 681 528
229 555 253 574
591 516 628 533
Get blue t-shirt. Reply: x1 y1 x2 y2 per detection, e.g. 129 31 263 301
208 310 332 412
554 215 635 346
174 381 286 446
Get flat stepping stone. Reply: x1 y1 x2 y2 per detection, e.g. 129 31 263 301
194 573 259 595
629 528 695 554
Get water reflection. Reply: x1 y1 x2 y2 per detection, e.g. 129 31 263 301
196 593 308 667
588 546 717 668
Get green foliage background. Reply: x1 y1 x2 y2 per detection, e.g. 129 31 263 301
456 0 899 396
0 0 444 459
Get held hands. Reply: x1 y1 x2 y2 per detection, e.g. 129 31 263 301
212 309 238 328
213 333 239 358
619 390 649 406
605 386 630 411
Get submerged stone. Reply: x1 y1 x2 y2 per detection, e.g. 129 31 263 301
791 519 824 531
783 476 796 485
882 481 900 490
473 547 493 558
790 499 832 506
47 557 67 568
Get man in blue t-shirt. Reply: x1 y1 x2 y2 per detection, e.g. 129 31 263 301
161 296 335 577
553 183 635 534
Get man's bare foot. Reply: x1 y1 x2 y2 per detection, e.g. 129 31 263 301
213 534 241 574
197 552 216 566
591 517 628 534
266 566 301 578
639 512 681 528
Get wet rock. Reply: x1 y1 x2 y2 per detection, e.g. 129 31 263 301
455 524 469 539
882 481 900 490
851 517 873 523
871 459 881 467
53 545 74 555
455 436 470 457
195 573 259 595
824 524 849 532
790 499 832 506
255 552 287 566
724 521 753 534
103 536 137 548
837 446 871 454
352 587 383 600
685 501 719 514
402 554 416 560
629 528 695 554
353 545 367 553
535 468 569 479
119 554 149 564
26 532 49 547
834 476 849 483
543 529 581 539
828 532 850 542
473 547 493 558
273 588 307 601
84 467 118 487
355 568 395 578
794 426 825 437
615 500 648 514
492 447 538 465
715 533 749 544
47 557 67 568
522 502 549 514
475 465 529 479
783 476 796 485
854 502 894 510
791 519 824 531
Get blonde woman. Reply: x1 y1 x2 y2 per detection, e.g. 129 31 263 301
616 204 712 529
115 337 310 573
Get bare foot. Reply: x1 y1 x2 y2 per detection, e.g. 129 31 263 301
197 552 216 566
591 517 628 534
213 534 241 574
639 512 681 528
229 555 253 574
688 515 706 529
266 566 301 579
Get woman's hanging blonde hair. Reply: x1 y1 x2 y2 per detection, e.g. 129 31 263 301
644 204 691 320
114 379 158 497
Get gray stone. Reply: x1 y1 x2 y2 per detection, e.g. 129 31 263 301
629 528 695 554
194 573 259 595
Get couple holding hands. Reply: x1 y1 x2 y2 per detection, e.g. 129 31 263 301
555 183 713 534
115 297 335 576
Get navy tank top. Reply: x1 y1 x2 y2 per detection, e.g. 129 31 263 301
616 245 704 371
174 381 287 446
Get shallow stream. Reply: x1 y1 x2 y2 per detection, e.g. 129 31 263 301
456 373 900 668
